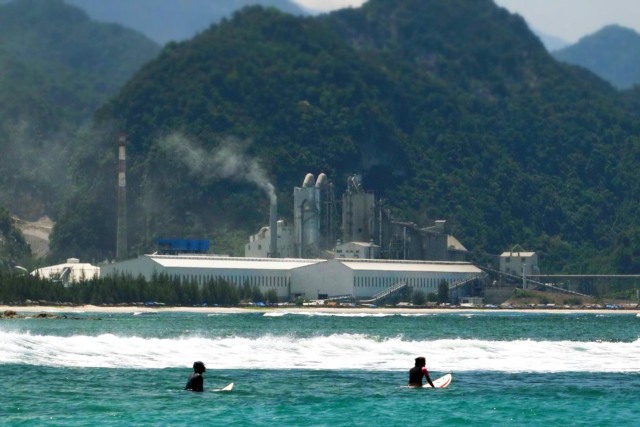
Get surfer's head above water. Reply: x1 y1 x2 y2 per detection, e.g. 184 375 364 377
193 361 206 373
186 361 206 392
409 356 434 388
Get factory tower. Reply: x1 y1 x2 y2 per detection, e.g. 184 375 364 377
116 133 127 260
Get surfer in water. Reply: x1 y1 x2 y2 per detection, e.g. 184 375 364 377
185 361 206 392
408 356 435 387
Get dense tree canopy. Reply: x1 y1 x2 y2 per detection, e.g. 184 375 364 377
43 0 640 274
0 206 30 269
0 271 271 307
0 0 160 219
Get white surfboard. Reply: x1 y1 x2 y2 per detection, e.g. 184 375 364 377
432 373 452 388
211 382 234 392
403 373 452 389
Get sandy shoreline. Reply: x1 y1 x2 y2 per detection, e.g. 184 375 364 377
1 304 638 315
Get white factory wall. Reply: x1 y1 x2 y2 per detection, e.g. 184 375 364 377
245 221 295 258
164 266 291 299
291 259 353 299
351 270 436 298
100 255 158 280
345 260 482 298
100 255 482 302
335 241 379 259
101 255 320 300
32 258 100 285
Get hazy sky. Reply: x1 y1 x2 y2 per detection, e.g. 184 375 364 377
295 0 640 43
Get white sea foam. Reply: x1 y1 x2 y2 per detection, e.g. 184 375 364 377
263 311 395 318
0 331 638 372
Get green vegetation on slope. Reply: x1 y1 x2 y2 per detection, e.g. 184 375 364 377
49 0 640 274
0 0 160 219
0 206 31 269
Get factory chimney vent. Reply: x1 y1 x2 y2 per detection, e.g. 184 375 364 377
269 200 278 258
116 133 127 260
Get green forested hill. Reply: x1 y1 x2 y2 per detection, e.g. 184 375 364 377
553 25 640 90
51 0 640 273
0 207 30 269
0 0 160 219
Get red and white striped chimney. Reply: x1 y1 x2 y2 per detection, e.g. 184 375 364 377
116 133 127 260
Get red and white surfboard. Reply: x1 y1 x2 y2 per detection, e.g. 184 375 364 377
432 373 452 388
403 373 452 389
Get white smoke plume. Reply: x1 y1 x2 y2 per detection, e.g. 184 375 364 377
158 133 276 204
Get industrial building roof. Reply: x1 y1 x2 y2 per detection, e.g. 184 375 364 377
339 241 380 248
447 235 467 251
500 252 536 257
149 255 322 270
339 259 482 273
147 255 482 273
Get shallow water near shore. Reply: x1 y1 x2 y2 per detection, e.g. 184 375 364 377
1 311 639 426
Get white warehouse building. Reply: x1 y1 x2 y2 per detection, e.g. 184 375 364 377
101 254 482 301
101 255 318 300
292 259 482 299
32 258 100 285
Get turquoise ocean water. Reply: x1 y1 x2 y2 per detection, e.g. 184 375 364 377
1 310 639 426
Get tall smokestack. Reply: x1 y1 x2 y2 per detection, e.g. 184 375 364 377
116 133 127 260
269 201 278 258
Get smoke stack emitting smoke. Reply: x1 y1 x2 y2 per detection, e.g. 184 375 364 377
160 133 279 256
159 133 277 204
270 200 278 258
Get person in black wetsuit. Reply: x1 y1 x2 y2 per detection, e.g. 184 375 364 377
185 361 206 392
408 356 435 387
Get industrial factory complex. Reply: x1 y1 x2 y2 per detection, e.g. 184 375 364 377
97 169 484 302
38 141 485 303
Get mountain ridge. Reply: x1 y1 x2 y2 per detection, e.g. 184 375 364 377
63 0 308 44
25 0 640 274
553 25 640 89
0 0 160 222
